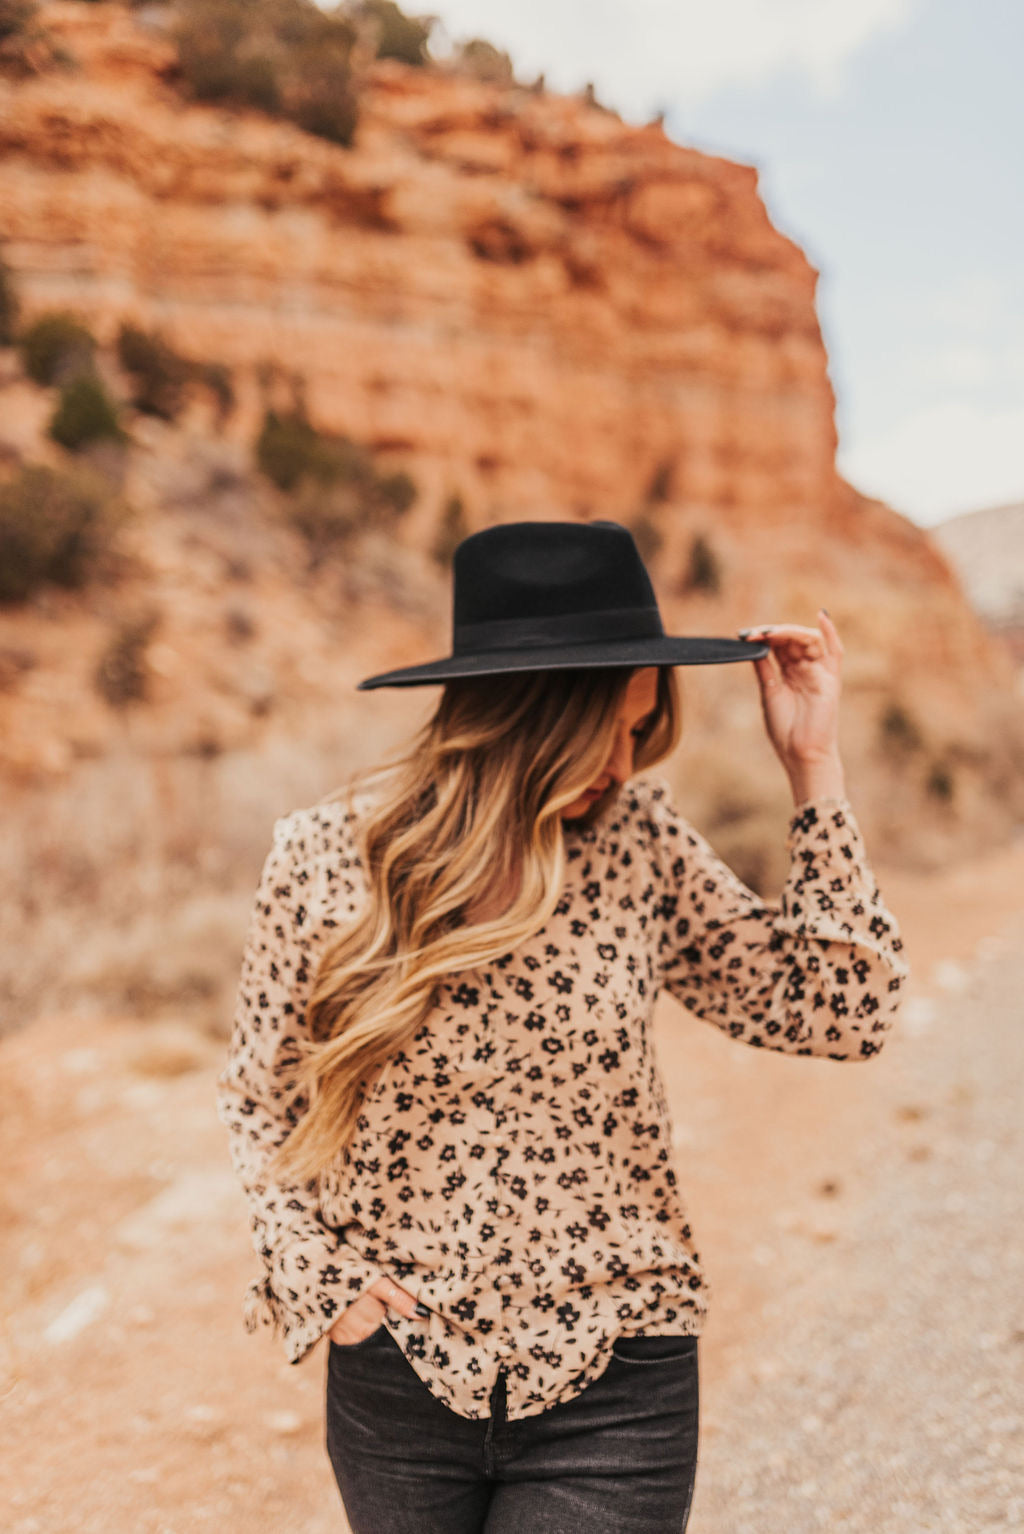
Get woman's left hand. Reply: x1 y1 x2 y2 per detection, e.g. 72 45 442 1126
738 610 845 789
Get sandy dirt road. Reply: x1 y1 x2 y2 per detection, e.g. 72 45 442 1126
2 835 1023 1533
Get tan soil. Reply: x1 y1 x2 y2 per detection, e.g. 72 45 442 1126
2 834 1023 1533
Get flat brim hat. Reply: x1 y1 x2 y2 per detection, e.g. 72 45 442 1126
356 519 769 689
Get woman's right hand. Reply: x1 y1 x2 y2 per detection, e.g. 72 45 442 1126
328 1273 427 1345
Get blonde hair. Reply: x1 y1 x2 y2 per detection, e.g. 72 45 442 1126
270 663 681 1182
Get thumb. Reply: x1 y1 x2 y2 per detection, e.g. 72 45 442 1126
753 649 784 696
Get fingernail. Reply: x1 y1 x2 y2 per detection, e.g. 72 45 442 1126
820 608 830 617
414 1302 430 1318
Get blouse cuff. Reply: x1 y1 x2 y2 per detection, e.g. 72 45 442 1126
788 793 854 818
244 1243 385 1366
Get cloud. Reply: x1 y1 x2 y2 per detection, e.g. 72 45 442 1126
839 398 1024 525
429 0 922 115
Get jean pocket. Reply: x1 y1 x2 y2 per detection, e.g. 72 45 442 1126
610 1332 698 1364
329 1321 388 1352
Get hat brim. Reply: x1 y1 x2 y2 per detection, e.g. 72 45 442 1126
356 635 770 689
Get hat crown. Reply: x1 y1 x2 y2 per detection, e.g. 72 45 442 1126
452 521 661 650
355 516 768 688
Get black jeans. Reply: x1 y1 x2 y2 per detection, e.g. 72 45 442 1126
325 1325 699 1533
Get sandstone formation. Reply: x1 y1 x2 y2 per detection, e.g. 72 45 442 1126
0 4 1022 1035
932 501 1024 661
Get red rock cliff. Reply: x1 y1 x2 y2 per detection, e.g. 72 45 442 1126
0 2 1020 884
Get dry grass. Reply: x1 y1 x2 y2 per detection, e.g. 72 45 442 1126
0 720 404 1037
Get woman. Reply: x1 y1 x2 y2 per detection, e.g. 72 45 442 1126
217 519 908 1533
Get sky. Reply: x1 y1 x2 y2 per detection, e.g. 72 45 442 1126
425 0 1024 528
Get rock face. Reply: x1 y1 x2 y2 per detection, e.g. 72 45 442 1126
932 502 1024 660
1 3 834 534
0 1 1022 899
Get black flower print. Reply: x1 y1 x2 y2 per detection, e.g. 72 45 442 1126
217 773 908 1421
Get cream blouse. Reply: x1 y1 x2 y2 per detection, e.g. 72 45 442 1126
216 773 908 1421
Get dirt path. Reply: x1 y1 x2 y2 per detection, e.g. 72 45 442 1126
689 909 1024 1534
2 835 1023 1533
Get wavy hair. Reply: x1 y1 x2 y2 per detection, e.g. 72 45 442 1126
270 663 681 1182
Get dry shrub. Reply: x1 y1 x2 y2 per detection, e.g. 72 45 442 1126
432 491 470 567
94 609 162 706
356 0 433 65
878 700 924 759
630 507 663 565
255 408 417 563
452 37 514 84
116 322 237 423
173 0 360 147
20 311 95 386
49 372 126 451
0 463 128 605
0 246 19 344
0 0 68 77
683 531 722 594
116 322 190 420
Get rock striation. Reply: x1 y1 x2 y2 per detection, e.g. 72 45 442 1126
0 2 1021 886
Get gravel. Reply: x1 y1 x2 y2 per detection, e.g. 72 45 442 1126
690 914 1024 1534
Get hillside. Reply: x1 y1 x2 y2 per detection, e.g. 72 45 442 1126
931 500 1024 661
0 1 1022 1035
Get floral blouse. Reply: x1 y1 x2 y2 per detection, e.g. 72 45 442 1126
216 773 908 1421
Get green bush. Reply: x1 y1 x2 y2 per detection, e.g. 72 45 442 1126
0 250 19 345
0 463 125 605
358 0 433 65
49 372 126 451
256 408 418 557
255 409 360 490
173 0 359 146
116 322 191 419
20 311 96 386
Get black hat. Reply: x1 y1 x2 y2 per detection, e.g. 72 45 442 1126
356 519 768 689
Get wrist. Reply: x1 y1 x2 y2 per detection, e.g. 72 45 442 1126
787 753 846 806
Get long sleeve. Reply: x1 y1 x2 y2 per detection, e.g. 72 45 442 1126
641 777 909 1059
216 810 383 1365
